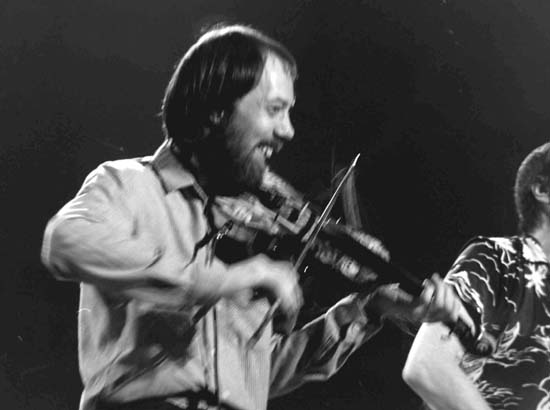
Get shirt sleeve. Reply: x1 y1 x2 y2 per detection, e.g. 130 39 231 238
41 160 229 309
444 238 504 335
268 293 383 397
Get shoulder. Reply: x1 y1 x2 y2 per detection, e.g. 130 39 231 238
93 156 152 176
454 236 521 261
447 236 527 294
78 156 162 201
84 156 154 185
446 236 521 286
446 237 521 321
460 235 515 250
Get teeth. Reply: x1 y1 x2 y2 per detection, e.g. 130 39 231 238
260 146 273 159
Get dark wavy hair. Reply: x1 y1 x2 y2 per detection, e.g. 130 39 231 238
161 24 297 150
514 142 550 234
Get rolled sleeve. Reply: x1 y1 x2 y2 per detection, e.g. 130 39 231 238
269 293 383 397
444 239 505 336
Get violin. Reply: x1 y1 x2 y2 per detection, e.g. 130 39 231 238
207 167 495 357
210 173 386 286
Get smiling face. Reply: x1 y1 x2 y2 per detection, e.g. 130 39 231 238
198 53 295 195
223 53 296 191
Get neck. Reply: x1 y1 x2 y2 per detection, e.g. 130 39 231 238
181 148 249 197
528 217 550 260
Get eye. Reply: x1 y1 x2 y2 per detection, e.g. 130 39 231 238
267 105 284 116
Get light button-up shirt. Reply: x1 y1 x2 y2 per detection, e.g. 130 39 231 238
41 141 382 410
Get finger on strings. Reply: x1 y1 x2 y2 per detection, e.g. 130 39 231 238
420 277 436 306
457 302 476 335
429 273 447 314
450 289 461 322
434 274 461 323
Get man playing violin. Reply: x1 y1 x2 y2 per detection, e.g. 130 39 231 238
41 24 468 410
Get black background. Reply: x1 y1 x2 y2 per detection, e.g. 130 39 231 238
1 0 549 409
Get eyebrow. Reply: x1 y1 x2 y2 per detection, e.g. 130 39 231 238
268 97 296 107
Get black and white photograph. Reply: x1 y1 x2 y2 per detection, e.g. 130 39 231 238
3 1 550 409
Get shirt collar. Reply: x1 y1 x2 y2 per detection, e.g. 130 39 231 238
149 140 208 202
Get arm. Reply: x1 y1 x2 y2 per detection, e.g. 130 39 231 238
403 238 502 410
403 322 491 410
269 274 466 397
269 292 382 398
41 162 301 312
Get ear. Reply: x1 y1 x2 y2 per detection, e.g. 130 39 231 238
531 177 550 205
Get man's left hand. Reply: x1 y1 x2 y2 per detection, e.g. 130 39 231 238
364 273 474 331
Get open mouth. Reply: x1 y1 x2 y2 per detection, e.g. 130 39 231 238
258 144 274 160
249 143 283 176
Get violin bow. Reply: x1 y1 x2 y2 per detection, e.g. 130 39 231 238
247 154 361 348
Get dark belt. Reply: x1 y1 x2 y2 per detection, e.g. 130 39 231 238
98 390 240 410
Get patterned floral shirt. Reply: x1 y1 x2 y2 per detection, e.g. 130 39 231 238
446 236 550 410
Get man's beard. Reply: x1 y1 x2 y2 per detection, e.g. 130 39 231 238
195 133 264 196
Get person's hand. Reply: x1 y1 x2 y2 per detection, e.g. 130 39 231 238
248 254 303 319
365 273 474 331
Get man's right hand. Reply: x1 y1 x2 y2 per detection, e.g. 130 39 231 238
243 254 303 318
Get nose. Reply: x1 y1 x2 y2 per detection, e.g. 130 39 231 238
275 112 294 141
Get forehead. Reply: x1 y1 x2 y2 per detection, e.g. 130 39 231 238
249 53 295 103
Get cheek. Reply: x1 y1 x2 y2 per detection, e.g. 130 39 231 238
225 109 272 154
254 115 273 135
238 113 272 142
